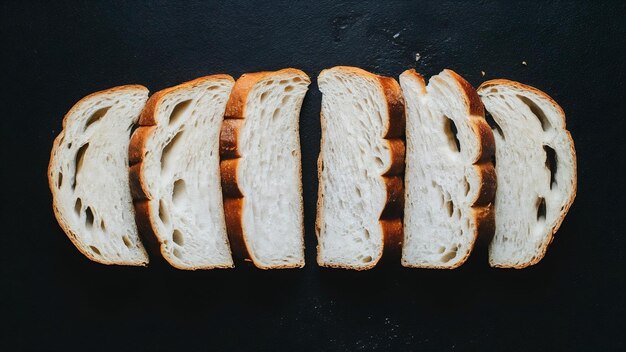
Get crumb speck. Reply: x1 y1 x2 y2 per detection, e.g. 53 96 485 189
393 32 400 39
415 53 421 62
481 71 486 77
522 61 527 66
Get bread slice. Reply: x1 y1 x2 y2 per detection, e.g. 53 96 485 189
399 69 496 268
129 75 235 270
316 66 405 270
478 80 577 268
220 68 309 269
48 85 149 265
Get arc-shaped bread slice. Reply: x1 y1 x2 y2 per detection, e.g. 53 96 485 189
48 85 149 265
399 69 496 268
478 80 576 268
220 68 310 269
316 66 405 270
129 75 235 269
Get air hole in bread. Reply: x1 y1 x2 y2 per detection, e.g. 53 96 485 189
122 235 132 248
446 200 454 217
463 177 470 196
272 108 281 121
364 228 370 239
292 77 303 83
291 149 297 157
85 206 95 228
172 179 187 207
518 95 551 131
536 197 547 221
355 186 362 198
161 131 184 172
74 198 82 215
100 219 106 231
485 111 505 140
72 143 89 190
173 248 183 259
67 142 72 149
441 247 458 263
158 199 170 225
284 85 294 92
172 229 184 246
260 91 269 103
89 246 101 256
168 100 192 126
361 255 373 263
437 246 446 254
85 107 110 130
57 172 63 188
374 156 384 168
543 145 558 189
443 116 461 152
489 88 498 93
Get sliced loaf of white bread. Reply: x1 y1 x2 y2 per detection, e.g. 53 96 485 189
129 75 235 270
316 66 405 270
49 85 149 265
478 80 576 268
400 69 496 268
220 69 310 269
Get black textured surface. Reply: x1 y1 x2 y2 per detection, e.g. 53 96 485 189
2 1 625 351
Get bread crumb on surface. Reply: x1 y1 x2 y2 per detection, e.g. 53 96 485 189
481 71 486 77
393 32 400 38
415 53 421 62
522 61 527 66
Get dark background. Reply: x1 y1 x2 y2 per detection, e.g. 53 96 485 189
2 1 625 351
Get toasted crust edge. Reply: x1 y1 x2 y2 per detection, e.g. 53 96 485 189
315 66 406 270
128 74 235 270
478 79 577 269
48 85 150 266
400 69 496 269
219 68 310 269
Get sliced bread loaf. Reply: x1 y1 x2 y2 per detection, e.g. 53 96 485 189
220 68 310 269
478 80 576 268
129 75 235 269
399 69 496 268
48 85 149 265
316 66 405 270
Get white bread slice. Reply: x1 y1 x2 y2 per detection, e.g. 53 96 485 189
129 75 235 270
478 80 577 268
400 69 496 268
48 85 149 265
220 69 310 269
316 66 405 270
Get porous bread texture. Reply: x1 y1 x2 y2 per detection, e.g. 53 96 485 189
48 85 149 265
221 68 309 269
129 75 234 270
400 69 495 268
316 66 405 270
478 80 576 268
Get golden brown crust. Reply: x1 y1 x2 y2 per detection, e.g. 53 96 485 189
478 79 577 269
219 68 310 269
128 75 235 270
48 85 150 266
315 67 406 269
400 69 496 268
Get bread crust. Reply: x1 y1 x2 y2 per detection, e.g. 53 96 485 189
219 68 310 269
316 66 406 270
48 85 149 266
400 69 496 269
128 75 235 270
478 79 577 268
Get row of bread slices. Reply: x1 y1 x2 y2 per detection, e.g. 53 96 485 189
48 67 576 270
